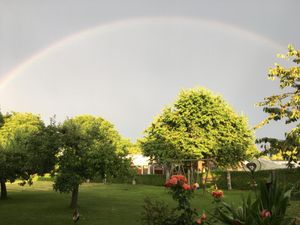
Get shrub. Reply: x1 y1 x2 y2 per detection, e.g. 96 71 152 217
142 175 205 225
37 174 54 182
135 175 165 186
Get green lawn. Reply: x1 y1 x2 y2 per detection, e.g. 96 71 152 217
0 181 299 225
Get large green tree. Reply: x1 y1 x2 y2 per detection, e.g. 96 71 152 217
53 115 131 208
256 45 300 164
0 112 59 199
140 88 254 167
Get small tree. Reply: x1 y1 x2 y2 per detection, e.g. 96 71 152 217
53 115 131 208
140 88 254 167
256 45 300 163
0 112 59 199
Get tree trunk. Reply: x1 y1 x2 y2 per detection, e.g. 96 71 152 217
0 179 7 200
70 185 79 209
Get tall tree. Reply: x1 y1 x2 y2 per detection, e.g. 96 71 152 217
53 115 131 208
0 112 59 199
256 45 300 164
140 88 254 167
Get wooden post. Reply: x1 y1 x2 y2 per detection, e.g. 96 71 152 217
203 168 209 193
191 162 194 184
165 165 171 181
227 170 232 190
187 168 191 185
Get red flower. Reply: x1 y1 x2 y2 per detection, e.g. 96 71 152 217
212 190 224 198
260 209 271 218
182 183 191 190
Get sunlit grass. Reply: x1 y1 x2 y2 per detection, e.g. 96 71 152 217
0 181 299 225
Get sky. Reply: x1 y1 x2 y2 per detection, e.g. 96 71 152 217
0 0 299 141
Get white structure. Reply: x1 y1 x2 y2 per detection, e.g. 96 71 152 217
127 154 164 175
243 158 300 171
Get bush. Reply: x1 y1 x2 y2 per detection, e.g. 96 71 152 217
135 175 165 186
142 175 205 225
37 174 54 182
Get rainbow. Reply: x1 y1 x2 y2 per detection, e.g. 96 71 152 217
0 16 286 89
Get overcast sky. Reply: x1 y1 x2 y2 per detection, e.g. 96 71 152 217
0 0 299 141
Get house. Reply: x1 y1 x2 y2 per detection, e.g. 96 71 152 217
128 154 165 175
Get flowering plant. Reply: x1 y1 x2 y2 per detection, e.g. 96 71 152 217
142 175 208 225
213 179 296 225
164 175 200 225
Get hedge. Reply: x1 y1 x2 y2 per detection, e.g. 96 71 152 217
37 174 54 181
37 168 300 190
214 168 300 190
109 174 165 186
134 174 165 186
37 174 165 186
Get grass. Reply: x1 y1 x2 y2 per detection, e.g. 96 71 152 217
0 181 299 225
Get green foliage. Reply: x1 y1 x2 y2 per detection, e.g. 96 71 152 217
140 87 254 167
134 175 165 186
256 45 300 163
215 168 300 190
128 142 142 154
53 115 131 196
214 179 295 225
0 112 59 184
290 181 300 201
